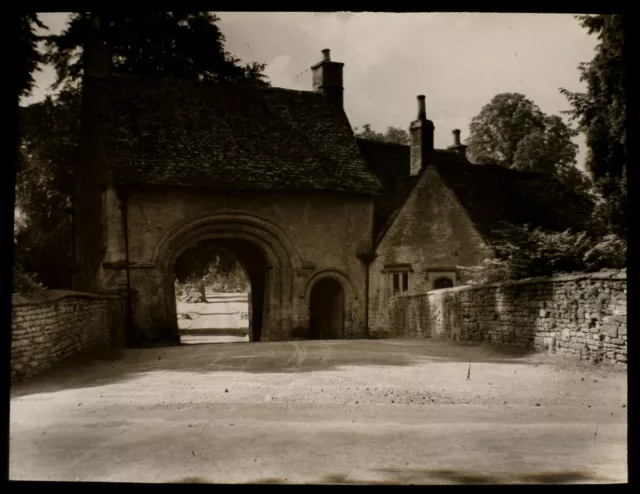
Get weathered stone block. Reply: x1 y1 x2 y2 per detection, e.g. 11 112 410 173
604 325 619 338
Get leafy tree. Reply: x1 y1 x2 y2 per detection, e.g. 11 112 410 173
353 124 410 145
174 244 247 301
45 12 269 90
14 88 81 290
458 223 625 285
16 12 271 290
561 15 626 239
13 13 49 293
466 93 590 194
17 13 47 99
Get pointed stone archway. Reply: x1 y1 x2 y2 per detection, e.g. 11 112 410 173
150 211 304 342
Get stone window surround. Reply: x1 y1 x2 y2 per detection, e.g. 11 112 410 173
382 263 413 298
427 267 458 290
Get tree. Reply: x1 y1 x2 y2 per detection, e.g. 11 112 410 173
16 12 271 290
17 13 47 99
13 13 49 293
45 12 269 90
466 93 590 194
353 124 410 145
174 244 243 301
458 223 625 285
561 15 626 238
14 88 81 290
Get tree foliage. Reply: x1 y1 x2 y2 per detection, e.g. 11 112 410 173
561 15 626 238
458 224 626 285
353 124 410 145
174 244 249 302
14 88 81 290
45 12 269 90
466 93 590 194
16 12 271 291
17 13 47 98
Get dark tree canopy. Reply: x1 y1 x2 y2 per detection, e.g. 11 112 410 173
14 88 82 289
174 243 249 300
173 243 239 285
45 12 269 89
353 124 410 145
17 13 47 98
15 12 270 291
561 15 626 237
466 93 590 194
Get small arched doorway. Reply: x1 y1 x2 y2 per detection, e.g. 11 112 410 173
433 277 454 290
309 278 345 340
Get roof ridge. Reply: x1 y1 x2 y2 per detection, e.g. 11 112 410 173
355 138 409 148
457 161 565 179
106 73 321 97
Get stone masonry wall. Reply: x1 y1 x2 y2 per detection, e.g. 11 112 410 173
388 270 627 366
104 189 373 342
369 166 492 336
11 291 127 380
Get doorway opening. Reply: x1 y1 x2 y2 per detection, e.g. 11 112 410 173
172 239 268 344
309 278 345 340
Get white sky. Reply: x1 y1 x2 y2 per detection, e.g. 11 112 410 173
26 12 597 171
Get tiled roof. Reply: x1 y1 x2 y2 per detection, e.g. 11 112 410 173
355 139 415 239
435 161 594 241
358 139 593 245
93 75 381 195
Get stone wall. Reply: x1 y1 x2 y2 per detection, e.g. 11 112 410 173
388 270 627 366
100 188 373 342
11 291 127 380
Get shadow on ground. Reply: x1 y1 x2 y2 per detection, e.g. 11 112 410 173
243 469 607 485
11 338 546 397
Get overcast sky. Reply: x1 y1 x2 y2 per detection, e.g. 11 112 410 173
26 12 597 170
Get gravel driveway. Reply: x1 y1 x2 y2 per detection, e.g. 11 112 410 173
9 338 627 484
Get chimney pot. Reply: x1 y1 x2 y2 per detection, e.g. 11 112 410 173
452 129 461 146
410 95 435 176
417 95 427 120
311 49 343 107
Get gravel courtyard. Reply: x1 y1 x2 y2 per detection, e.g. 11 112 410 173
9 338 627 484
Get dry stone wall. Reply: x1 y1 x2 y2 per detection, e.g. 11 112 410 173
11 291 126 380
388 270 627 366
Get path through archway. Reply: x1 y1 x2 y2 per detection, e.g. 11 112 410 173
172 239 269 344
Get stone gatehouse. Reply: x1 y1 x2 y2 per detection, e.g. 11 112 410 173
73 37 592 345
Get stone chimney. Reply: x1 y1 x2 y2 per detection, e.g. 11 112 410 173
409 95 435 176
84 13 110 79
311 49 344 107
448 129 468 158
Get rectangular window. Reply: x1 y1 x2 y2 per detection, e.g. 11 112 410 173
384 264 412 300
390 271 409 296
392 273 400 294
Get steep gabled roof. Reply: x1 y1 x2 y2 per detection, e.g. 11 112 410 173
356 139 410 185
435 161 594 242
358 138 593 246
93 75 381 195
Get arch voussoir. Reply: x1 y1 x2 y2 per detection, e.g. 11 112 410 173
153 210 301 343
